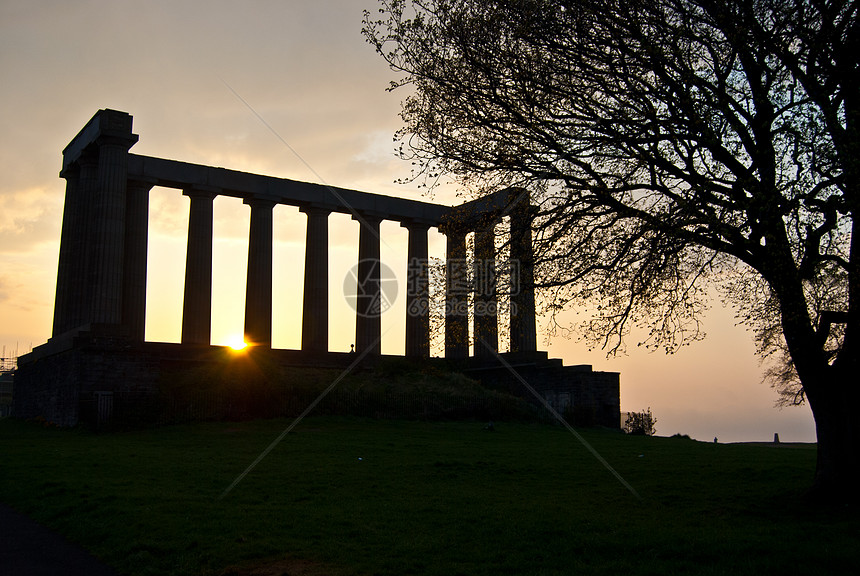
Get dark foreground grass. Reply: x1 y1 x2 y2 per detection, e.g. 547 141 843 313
1 417 856 575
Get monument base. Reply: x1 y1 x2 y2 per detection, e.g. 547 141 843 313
13 336 619 429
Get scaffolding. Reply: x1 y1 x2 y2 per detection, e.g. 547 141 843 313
1 345 21 416
1 344 21 372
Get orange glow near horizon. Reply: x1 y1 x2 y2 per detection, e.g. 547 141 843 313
226 335 248 351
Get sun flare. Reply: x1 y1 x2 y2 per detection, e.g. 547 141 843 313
226 335 248 351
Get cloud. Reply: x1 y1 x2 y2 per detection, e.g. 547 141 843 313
0 250 57 319
0 186 62 254
0 276 10 304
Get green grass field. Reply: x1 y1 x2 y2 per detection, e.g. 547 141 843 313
0 417 856 575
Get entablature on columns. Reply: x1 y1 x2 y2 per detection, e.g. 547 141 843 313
127 153 450 225
440 187 534 235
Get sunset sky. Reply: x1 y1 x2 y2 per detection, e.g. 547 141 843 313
0 0 816 442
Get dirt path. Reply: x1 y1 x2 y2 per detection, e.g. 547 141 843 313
0 503 119 576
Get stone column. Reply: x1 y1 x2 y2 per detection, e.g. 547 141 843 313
122 178 156 342
444 228 469 359
86 130 138 327
354 213 382 355
244 197 276 347
474 222 498 359
301 206 330 352
70 152 100 331
52 162 82 336
403 221 431 358
181 188 217 345
509 199 537 353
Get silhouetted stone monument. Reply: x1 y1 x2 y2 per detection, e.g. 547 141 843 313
13 109 619 427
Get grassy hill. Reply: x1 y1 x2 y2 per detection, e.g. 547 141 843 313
103 355 539 426
0 416 855 575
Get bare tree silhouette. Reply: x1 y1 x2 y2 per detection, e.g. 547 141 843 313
365 0 858 502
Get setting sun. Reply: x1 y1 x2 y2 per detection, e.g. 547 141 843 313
226 336 248 351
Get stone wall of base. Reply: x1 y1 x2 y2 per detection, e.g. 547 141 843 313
464 357 620 428
13 336 162 426
12 352 81 426
13 339 620 429
13 338 378 427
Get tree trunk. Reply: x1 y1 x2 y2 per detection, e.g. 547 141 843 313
764 220 857 506
804 364 860 505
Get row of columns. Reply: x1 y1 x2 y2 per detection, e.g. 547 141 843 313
175 196 536 358
52 110 535 359
56 172 536 358
442 198 537 359
172 193 435 356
